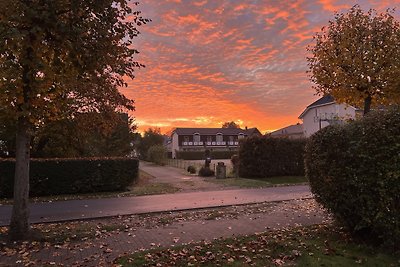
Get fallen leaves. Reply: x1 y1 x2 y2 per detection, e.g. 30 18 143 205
0 198 329 266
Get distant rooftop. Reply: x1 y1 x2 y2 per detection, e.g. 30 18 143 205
172 127 260 136
270 124 303 136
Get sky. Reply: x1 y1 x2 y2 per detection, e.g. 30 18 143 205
120 0 400 134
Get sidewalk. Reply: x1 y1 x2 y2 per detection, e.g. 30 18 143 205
0 198 329 267
0 185 312 226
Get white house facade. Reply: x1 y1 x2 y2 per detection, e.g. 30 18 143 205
168 127 261 158
299 95 358 137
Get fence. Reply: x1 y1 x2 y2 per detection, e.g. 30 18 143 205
165 159 235 177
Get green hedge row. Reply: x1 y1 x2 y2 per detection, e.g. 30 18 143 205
175 150 237 160
0 157 139 198
239 137 306 178
305 108 400 248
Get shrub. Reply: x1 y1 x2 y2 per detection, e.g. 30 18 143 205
239 137 306 178
305 108 400 248
231 154 239 177
198 167 215 177
176 150 236 160
0 157 139 198
187 165 196 174
147 145 167 165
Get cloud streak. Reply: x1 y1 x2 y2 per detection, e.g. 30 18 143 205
123 0 400 133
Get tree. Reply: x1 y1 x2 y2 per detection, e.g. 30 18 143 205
222 121 240 128
32 112 136 158
147 144 167 165
137 128 164 160
307 5 400 114
0 0 149 240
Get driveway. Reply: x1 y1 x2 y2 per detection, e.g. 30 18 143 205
139 161 230 191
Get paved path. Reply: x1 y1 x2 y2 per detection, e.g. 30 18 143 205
0 199 329 266
0 185 312 226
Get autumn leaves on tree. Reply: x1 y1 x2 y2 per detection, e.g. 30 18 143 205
307 5 400 114
0 0 149 240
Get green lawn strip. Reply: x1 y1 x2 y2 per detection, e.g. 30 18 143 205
129 182 179 196
0 170 179 205
205 176 307 188
116 224 400 267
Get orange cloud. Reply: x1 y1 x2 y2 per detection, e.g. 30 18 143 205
124 0 400 134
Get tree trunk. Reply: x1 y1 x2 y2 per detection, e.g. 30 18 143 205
9 117 31 240
363 95 372 115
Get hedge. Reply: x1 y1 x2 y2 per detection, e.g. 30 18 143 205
175 150 236 160
305 108 400 248
0 157 139 198
239 137 306 178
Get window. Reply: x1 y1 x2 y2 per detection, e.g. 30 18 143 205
229 136 234 142
216 133 223 142
238 133 245 139
184 136 189 142
207 136 212 142
193 133 200 142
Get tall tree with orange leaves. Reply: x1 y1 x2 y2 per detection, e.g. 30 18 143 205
307 5 400 114
0 0 149 240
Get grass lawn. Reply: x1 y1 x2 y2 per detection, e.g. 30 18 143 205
0 170 179 204
116 224 400 266
205 176 308 188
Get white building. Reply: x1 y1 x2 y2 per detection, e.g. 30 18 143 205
299 95 358 137
168 127 261 159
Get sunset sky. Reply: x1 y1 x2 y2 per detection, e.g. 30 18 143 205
121 0 400 134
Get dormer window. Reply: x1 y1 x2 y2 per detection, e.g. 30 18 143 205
238 133 245 139
216 133 223 142
193 133 200 142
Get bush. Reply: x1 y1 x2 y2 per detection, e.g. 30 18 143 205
305 108 400 248
231 154 239 177
198 167 215 177
147 145 167 165
239 137 306 178
0 157 139 198
176 150 236 160
187 165 196 174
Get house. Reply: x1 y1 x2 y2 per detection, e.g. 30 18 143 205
299 95 358 137
168 127 262 158
269 123 305 139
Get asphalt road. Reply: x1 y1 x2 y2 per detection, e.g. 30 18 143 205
0 185 312 226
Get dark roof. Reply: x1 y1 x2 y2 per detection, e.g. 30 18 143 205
270 124 303 136
298 95 335 119
173 127 261 136
306 95 335 109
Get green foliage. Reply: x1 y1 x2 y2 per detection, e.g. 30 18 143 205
307 5 400 113
187 165 196 174
0 157 139 198
239 137 306 178
1 111 136 158
305 108 400 247
198 167 215 177
33 112 136 158
176 150 236 160
137 128 164 160
147 145 167 165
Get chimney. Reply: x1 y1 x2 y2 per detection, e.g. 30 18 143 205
245 126 248 130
